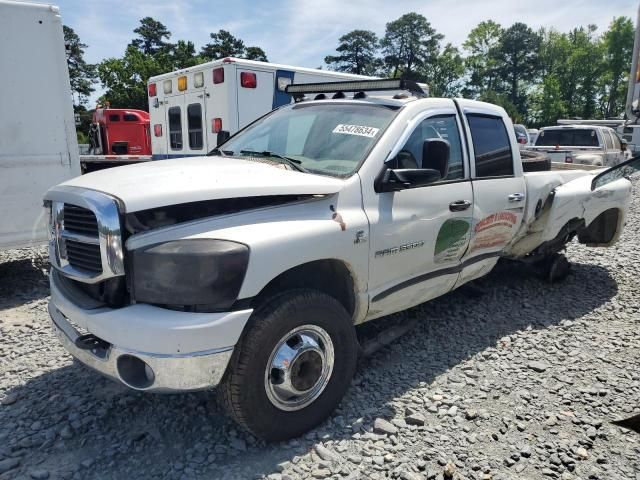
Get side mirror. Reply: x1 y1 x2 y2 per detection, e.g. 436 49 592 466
620 139 628 152
217 130 231 146
378 168 442 192
422 138 450 179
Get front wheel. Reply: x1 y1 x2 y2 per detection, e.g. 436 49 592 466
218 289 358 441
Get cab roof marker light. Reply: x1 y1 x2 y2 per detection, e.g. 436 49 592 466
284 78 426 97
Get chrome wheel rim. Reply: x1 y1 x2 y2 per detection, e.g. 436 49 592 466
265 325 335 411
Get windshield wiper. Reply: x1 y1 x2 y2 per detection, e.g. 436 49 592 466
239 150 307 173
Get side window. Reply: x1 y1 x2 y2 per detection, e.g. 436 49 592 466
109 114 120 122
397 115 464 180
168 107 183 150
187 103 203 150
603 130 614 150
467 115 514 177
123 114 137 122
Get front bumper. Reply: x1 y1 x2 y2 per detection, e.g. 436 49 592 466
50 304 234 392
48 272 253 392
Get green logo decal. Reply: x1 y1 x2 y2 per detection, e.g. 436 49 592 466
434 219 471 264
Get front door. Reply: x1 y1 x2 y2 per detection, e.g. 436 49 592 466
364 109 474 320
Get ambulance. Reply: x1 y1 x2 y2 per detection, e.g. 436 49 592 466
147 58 373 159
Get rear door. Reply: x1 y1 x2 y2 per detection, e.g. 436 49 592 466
184 91 207 155
164 95 185 157
457 105 526 287
237 69 275 129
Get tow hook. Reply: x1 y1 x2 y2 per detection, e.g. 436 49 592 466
74 334 110 359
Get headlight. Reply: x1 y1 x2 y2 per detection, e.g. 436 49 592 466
131 239 249 311
43 200 53 240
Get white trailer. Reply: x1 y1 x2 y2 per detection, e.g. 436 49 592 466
0 0 80 251
147 58 373 159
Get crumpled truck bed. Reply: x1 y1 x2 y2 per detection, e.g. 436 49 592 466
504 169 632 258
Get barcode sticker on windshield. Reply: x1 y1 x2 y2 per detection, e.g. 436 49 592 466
333 124 379 138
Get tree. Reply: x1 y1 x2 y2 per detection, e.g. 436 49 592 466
381 13 443 80
63 25 97 106
462 20 503 96
201 30 245 59
424 44 464 96
601 17 634 117
539 26 603 120
169 40 201 69
244 46 268 62
200 30 268 62
130 17 171 55
98 45 169 110
529 74 567 126
493 23 542 114
325 30 380 75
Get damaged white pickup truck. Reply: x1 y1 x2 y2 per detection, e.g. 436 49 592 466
44 79 637 440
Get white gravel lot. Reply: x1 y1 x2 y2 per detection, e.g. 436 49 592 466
0 180 639 480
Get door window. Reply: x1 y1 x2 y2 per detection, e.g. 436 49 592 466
168 107 183 150
187 103 203 150
396 115 464 180
467 115 514 177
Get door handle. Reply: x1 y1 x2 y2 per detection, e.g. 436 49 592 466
449 200 472 212
508 193 525 202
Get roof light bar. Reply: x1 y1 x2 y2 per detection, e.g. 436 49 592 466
285 78 425 97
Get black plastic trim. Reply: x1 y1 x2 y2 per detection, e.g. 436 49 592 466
371 251 501 303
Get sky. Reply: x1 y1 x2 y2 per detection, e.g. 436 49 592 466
49 0 639 103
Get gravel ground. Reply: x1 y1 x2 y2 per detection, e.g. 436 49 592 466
1 181 639 480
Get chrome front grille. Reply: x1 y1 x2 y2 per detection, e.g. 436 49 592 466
65 239 102 273
46 187 125 284
63 205 99 235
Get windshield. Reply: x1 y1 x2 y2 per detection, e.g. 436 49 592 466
535 128 600 147
218 103 398 177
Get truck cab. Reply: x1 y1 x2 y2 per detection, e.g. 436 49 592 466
88 108 151 156
44 80 634 441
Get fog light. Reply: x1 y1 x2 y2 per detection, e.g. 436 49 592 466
117 355 155 389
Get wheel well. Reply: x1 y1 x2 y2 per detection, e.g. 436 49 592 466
578 208 621 245
252 260 357 317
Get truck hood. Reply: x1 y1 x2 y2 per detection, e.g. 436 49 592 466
57 156 345 212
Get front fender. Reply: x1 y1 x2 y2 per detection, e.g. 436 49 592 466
125 192 370 307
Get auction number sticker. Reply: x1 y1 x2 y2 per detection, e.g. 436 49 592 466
333 124 379 138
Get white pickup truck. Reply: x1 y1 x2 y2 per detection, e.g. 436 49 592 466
44 79 637 441
529 124 627 167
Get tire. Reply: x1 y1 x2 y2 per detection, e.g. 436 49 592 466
536 253 571 283
521 150 551 172
218 289 358 441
